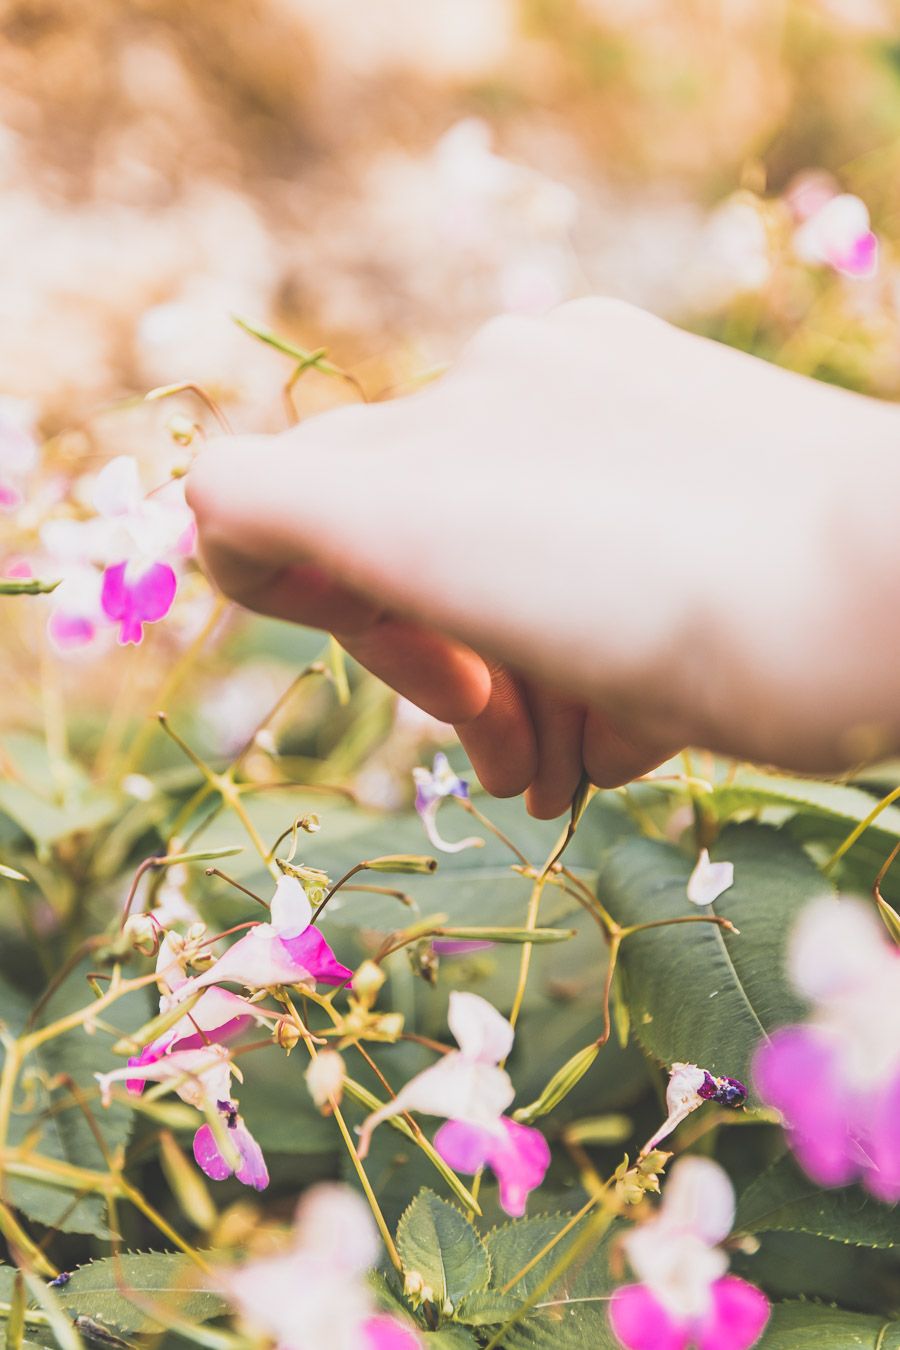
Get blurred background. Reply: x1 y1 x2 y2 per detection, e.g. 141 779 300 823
3 0 900 435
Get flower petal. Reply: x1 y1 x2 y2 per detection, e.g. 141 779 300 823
788 897 889 1004
269 874 312 937
754 1026 857 1188
687 851 734 907
279 927 353 987
660 1155 735 1247
484 1118 551 1217
363 1316 422 1349
192 1123 233 1182
447 990 514 1064
697 1276 769 1350
101 560 177 645
193 1116 269 1190
416 799 483 854
865 1069 900 1203
433 1120 494 1174
609 1284 692 1350
357 1055 514 1155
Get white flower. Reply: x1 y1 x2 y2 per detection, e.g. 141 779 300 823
687 849 734 906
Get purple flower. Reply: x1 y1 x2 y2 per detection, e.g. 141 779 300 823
358 991 549 1216
101 559 177 645
221 1184 420 1348
194 1102 269 1190
412 753 483 854
188 875 352 994
642 1063 747 1156
754 897 900 1202
609 1157 769 1350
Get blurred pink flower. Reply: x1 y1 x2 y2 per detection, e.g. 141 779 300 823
754 897 900 1201
610 1157 769 1350
358 991 549 1216
793 191 878 279
223 1184 419 1349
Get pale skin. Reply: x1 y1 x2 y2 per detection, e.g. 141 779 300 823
187 298 900 818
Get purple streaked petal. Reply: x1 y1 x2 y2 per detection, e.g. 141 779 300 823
485 1118 551 1217
363 1315 421 1348
697 1276 769 1350
279 928 353 987
865 1070 900 1203
609 1284 691 1350
193 1123 233 1181
193 1117 269 1190
434 1119 495 1174
754 1027 857 1188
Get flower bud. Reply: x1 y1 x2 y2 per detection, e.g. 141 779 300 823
514 1042 599 1124
353 960 386 1008
403 1271 434 1307
166 413 197 446
305 1050 346 1111
122 913 159 957
275 1017 301 1052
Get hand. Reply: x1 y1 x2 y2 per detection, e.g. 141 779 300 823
187 299 900 814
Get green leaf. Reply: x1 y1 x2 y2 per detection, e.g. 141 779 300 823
759 1301 900 1349
396 1190 490 1308
420 1332 479 1348
456 1289 521 1326
596 823 830 1085
55 1253 226 1334
484 1214 617 1349
710 770 900 839
736 1152 900 1249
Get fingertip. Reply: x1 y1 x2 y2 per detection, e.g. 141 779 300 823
582 710 678 788
455 667 538 798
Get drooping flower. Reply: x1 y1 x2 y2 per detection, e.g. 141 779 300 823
793 190 878 278
222 1184 419 1350
687 850 734 907
358 991 549 1216
186 875 352 995
641 1063 747 1156
754 897 900 1201
101 559 177 645
96 1044 269 1191
412 753 483 854
609 1156 769 1350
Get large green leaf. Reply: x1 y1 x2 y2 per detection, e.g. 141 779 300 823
483 1214 617 1349
710 770 900 833
55 1253 226 1334
596 823 830 1085
759 1302 900 1349
396 1190 490 1309
736 1153 900 1249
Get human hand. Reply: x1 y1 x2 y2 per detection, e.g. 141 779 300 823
188 300 900 815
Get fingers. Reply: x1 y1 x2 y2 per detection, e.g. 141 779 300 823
455 665 537 798
338 618 492 724
582 708 679 789
522 687 587 820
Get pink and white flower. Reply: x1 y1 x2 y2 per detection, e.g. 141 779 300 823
186 875 352 995
754 897 900 1201
687 850 734 907
792 187 878 279
222 1184 419 1349
96 1043 269 1191
358 991 549 1216
413 753 483 854
641 1063 747 1157
609 1156 769 1350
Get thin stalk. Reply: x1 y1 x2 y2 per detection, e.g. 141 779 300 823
824 782 900 873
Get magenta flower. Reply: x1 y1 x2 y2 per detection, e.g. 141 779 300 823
754 897 900 1202
187 875 352 994
642 1063 747 1156
610 1157 769 1350
793 191 878 278
358 991 549 1216
222 1183 420 1349
96 1044 269 1191
101 559 177 645
412 753 483 854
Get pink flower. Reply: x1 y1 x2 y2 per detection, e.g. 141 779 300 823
358 991 549 1216
793 191 878 278
609 1157 769 1350
96 1044 269 1191
187 875 352 994
100 558 177 645
412 754 483 854
641 1063 747 1156
754 897 900 1201
222 1184 420 1349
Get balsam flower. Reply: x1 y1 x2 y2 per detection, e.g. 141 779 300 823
642 1063 747 1156
412 753 483 854
687 850 734 907
358 991 549 1216
96 1044 268 1191
186 875 352 994
793 190 878 279
754 897 900 1201
222 1184 419 1349
610 1156 769 1350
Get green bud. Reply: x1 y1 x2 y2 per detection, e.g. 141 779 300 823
437 925 575 945
363 854 438 874
513 1043 600 1124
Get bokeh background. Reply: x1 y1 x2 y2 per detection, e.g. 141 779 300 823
4 0 900 435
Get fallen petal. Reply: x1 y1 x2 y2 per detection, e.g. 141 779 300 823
687 850 734 906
